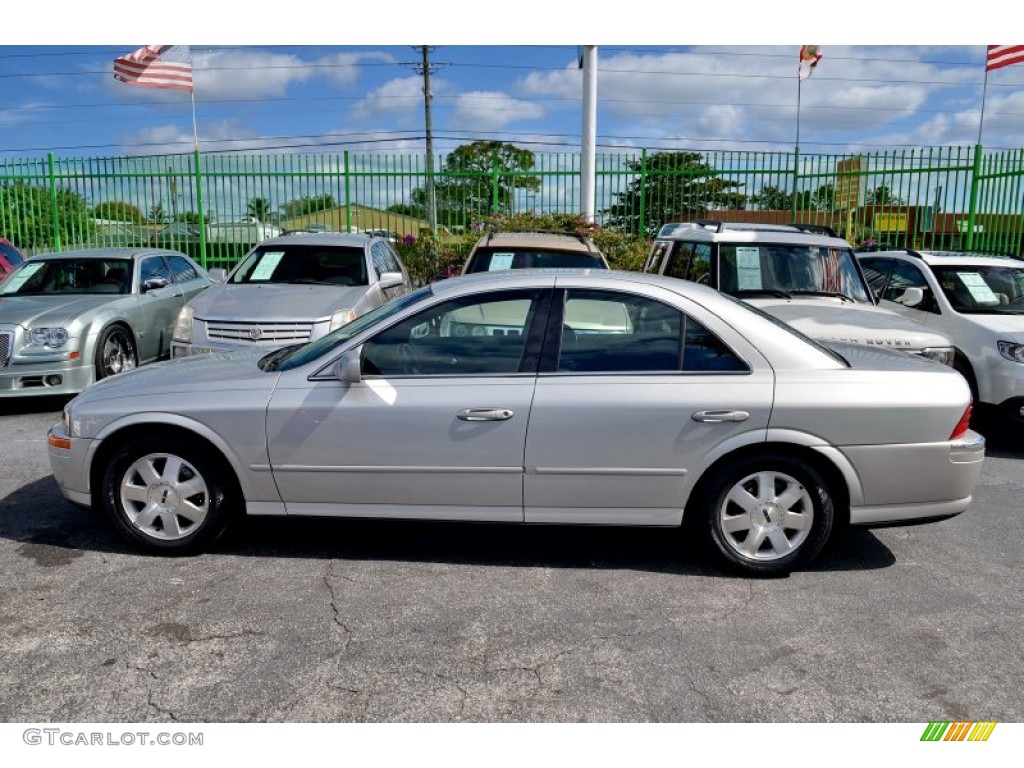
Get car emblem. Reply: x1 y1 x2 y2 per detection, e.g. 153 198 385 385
249 327 262 340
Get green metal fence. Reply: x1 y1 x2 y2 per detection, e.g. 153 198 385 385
2 144 1022 270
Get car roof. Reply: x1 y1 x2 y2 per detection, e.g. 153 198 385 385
259 232 376 247
864 249 1024 268
656 221 852 249
27 247 193 261
471 230 601 254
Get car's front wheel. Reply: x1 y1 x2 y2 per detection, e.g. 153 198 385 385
99 436 237 554
94 325 137 380
692 452 834 576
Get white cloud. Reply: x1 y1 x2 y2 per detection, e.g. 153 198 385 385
316 51 396 88
348 76 433 126
449 91 546 132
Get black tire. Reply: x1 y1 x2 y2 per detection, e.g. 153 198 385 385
94 325 138 381
690 452 834 576
952 352 979 404
99 435 237 555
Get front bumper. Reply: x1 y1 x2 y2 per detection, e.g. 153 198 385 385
47 424 94 507
847 430 986 525
0 358 94 397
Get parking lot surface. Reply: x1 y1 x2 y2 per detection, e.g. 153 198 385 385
1 396 1021 722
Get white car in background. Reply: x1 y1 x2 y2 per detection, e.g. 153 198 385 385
858 249 1024 425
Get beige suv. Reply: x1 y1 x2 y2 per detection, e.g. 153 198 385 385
462 230 608 274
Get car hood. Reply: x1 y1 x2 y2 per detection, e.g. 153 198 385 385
190 283 370 322
954 311 1024 337
76 349 277 402
0 295 115 329
750 298 953 349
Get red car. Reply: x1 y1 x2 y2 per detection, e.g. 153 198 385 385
0 238 27 283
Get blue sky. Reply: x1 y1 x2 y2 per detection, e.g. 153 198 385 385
0 5 1018 160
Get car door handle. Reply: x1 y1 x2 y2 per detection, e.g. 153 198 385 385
457 408 515 421
692 410 750 423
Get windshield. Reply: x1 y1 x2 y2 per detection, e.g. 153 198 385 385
930 264 1024 314
465 248 606 273
272 286 433 371
0 258 132 295
231 244 368 286
718 244 871 303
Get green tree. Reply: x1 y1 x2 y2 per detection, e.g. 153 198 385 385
174 211 200 225
408 141 542 227
92 201 145 223
751 185 793 210
279 193 336 219
0 182 94 249
865 185 904 206
603 152 746 236
247 196 272 222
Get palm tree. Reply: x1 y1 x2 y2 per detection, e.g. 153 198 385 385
247 196 272 223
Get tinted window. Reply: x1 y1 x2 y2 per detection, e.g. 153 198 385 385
141 256 172 285
361 289 544 376
166 254 199 283
884 260 939 312
466 248 605 273
663 242 711 283
231 245 368 286
556 290 748 373
370 241 401 276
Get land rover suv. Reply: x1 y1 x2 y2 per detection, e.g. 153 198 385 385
463 230 608 274
643 221 954 366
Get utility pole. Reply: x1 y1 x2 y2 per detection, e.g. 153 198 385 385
580 46 598 223
418 46 438 235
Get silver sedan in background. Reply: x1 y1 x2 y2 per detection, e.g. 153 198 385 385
0 248 213 397
47 270 984 576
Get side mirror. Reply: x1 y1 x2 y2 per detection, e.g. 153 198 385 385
143 276 170 292
332 346 362 384
208 267 227 283
897 286 924 308
378 271 405 290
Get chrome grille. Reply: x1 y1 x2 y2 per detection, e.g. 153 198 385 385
0 331 12 370
204 320 314 344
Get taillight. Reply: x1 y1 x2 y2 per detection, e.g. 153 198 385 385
949 401 973 440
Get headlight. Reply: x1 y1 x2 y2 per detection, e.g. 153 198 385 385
920 347 955 367
997 341 1024 363
26 327 69 348
173 306 194 342
329 309 356 332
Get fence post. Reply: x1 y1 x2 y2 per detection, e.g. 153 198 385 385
47 153 61 251
491 149 500 214
965 143 983 251
344 151 352 233
192 149 208 268
791 147 800 220
639 148 647 238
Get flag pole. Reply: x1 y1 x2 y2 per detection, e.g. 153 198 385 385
978 54 990 146
795 76 802 155
190 89 199 152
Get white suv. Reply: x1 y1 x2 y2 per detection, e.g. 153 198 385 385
858 249 1024 422
644 221 955 366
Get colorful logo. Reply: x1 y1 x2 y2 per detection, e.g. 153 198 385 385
921 722 997 741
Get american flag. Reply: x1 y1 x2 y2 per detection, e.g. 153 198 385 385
986 45 1024 72
113 45 193 92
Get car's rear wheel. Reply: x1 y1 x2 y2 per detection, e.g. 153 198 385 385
693 452 834 576
100 436 236 555
95 325 137 380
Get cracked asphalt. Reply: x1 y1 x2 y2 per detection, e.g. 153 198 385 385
1 396 1022 722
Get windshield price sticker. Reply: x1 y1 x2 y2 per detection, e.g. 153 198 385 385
1 261 44 294
736 247 763 290
489 253 515 271
957 272 999 303
250 252 285 281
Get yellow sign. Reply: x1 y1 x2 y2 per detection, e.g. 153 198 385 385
873 212 908 232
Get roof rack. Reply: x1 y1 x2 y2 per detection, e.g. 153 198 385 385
787 223 839 238
690 219 724 232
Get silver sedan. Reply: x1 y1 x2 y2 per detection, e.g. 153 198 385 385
47 270 985 575
1 248 213 397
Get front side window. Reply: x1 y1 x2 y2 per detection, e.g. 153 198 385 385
141 256 172 285
370 241 401 276
166 254 200 283
884 260 939 313
361 289 545 376
663 242 711 283
230 245 368 286
931 264 1024 314
1 258 132 295
858 257 893 297
718 244 872 302
556 289 748 373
